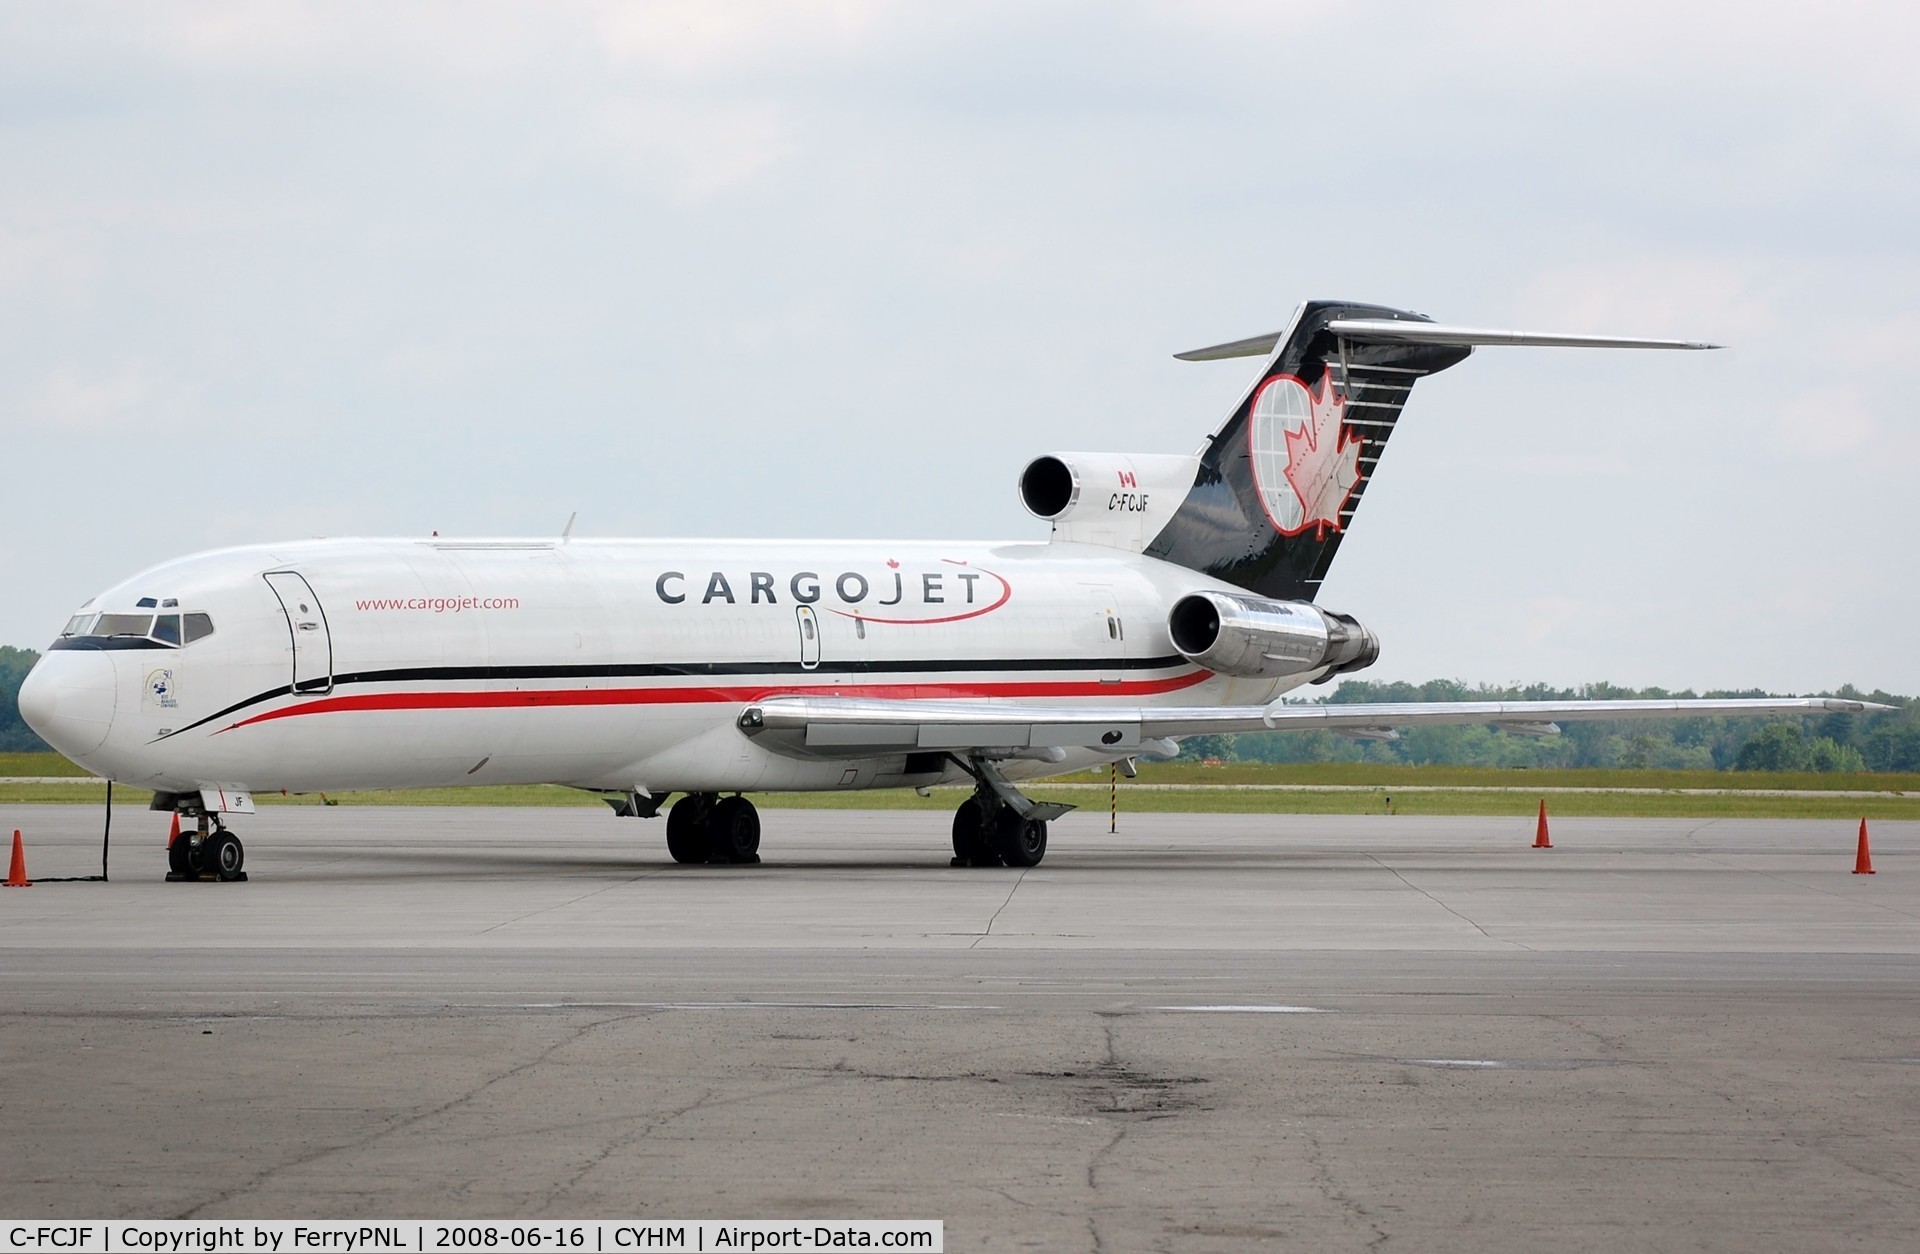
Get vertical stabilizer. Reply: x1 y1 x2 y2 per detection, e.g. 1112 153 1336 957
1145 301 1470 600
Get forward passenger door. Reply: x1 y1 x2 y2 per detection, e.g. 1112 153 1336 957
263 571 334 694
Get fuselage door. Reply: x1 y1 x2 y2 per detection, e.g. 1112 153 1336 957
796 605 821 671
263 571 334 694
1085 586 1126 685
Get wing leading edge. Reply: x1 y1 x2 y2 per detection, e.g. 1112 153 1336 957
739 696 1886 761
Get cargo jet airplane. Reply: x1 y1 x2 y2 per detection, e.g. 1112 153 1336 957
19 300 1877 877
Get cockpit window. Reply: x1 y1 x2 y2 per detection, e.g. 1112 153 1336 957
93 613 154 638
54 609 214 650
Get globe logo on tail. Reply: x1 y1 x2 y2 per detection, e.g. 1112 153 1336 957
1247 368 1362 539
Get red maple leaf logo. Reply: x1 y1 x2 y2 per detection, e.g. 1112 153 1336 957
1282 375 1361 539
1248 370 1363 539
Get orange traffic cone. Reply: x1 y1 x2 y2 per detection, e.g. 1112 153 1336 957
5 830 30 887
1853 818 1875 875
1533 800 1552 849
166 813 181 847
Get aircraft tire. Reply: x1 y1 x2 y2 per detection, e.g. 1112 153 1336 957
709 797 761 864
994 815 1047 868
951 799 997 867
208 832 245 881
666 797 709 864
167 834 195 877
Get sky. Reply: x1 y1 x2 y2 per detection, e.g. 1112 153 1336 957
3 1 1915 693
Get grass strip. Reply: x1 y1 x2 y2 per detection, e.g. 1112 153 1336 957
6 781 1916 820
5 752 1915 793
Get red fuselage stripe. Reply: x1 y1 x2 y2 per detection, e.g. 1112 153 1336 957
223 670 1215 732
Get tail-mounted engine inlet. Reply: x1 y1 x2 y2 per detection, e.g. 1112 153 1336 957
1168 590 1379 681
1018 451 1202 552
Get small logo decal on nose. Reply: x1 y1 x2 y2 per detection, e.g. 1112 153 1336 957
144 668 179 710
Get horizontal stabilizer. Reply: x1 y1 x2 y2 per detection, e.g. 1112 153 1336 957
1172 332 1292 362
1324 320 1722 351
1174 321 1720 360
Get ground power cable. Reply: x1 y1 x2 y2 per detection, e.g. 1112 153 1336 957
31 777 111 882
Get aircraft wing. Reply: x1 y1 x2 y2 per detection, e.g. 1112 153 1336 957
739 695 1886 760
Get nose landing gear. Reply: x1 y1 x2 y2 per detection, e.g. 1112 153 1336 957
165 813 247 882
665 793 762 865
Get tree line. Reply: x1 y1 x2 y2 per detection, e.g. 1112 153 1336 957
0 646 44 752
1180 679 1920 772
4 646 1915 771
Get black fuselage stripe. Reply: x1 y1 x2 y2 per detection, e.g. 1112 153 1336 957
334 655 1189 684
150 655 1196 742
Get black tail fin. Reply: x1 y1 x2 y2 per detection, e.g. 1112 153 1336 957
1143 300 1471 601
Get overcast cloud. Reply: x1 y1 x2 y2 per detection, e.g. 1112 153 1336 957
3 1 1915 692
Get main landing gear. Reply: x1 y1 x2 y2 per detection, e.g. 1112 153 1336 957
665 793 762 865
950 796 1049 868
948 757 1073 869
166 814 247 882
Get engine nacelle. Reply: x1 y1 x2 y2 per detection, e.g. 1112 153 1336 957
1168 590 1380 681
1019 452 1200 551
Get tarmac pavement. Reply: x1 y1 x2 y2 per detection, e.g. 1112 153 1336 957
2 805 1916 1251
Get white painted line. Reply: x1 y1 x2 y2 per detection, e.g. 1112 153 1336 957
1150 1004 1330 1014
496 1000 1000 1011
1395 1058 1620 1070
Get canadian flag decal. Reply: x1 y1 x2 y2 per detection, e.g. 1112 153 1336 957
1247 370 1362 539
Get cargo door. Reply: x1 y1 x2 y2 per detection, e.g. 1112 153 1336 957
263 571 334 693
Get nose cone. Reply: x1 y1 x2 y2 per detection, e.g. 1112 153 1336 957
18 650 118 758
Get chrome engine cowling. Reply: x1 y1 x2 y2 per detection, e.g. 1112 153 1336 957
1019 452 1201 550
1167 590 1379 680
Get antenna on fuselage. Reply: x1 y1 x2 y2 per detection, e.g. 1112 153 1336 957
561 512 577 543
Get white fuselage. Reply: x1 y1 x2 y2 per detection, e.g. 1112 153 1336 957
22 537 1303 797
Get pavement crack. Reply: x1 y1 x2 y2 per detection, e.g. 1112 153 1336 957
1086 1122 1129 1254
478 873 667 935
1539 1013 1633 1056
1084 1018 1127 1254
969 867 1030 948
538 1085 718 1211
1365 854 1532 951
1792 1135 1918 1193
177 1011 634 1218
1696 854 1920 922
1301 1125 1390 1250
